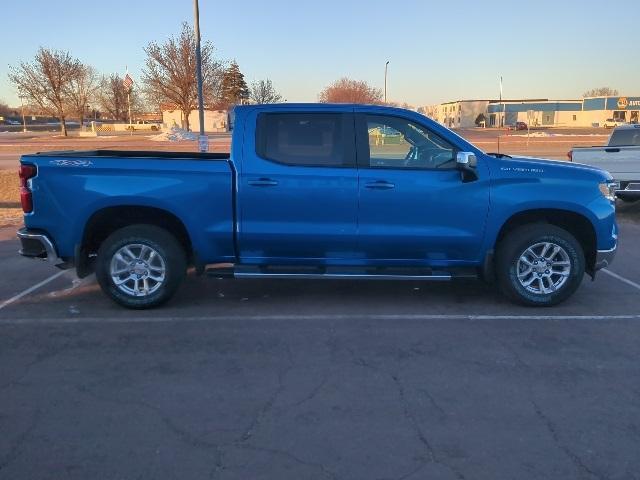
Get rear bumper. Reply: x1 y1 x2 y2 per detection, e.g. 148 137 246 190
594 244 617 271
616 181 640 201
17 228 62 263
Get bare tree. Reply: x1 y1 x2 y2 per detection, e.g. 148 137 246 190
8 47 81 136
318 78 383 104
141 22 224 130
583 87 619 97
97 73 139 121
250 79 283 104
65 64 98 126
143 89 165 117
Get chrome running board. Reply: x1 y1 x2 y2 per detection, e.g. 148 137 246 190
206 265 479 281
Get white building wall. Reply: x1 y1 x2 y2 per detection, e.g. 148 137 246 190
162 109 228 132
424 101 490 128
459 101 490 128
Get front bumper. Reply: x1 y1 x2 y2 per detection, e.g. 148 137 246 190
17 228 62 264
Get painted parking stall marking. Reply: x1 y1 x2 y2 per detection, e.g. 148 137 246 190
0 270 66 311
601 268 640 291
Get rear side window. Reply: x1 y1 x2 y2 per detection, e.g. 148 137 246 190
256 113 351 167
609 128 640 146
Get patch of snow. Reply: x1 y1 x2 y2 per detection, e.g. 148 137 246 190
511 132 606 138
149 127 198 142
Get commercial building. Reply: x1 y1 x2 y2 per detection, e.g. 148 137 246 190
425 96 640 128
487 100 582 127
425 100 493 128
581 96 640 125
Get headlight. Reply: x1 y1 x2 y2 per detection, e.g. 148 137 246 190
599 181 617 202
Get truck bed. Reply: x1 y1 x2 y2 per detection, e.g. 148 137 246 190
21 150 236 263
32 149 231 160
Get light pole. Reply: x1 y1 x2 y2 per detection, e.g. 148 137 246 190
384 61 389 104
194 0 207 152
19 96 27 133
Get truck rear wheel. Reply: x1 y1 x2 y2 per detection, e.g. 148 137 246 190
496 224 585 306
95 225 187 309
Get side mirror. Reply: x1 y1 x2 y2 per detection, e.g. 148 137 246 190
456 151 478 183
456 151 477 168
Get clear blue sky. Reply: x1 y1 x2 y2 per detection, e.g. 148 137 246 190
2 0 639 107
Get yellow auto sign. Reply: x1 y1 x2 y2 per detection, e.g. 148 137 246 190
617 97 629 109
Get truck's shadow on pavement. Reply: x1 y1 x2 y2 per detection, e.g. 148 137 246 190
1 266 637 320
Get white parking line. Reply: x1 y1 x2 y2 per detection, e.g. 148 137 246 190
602 269 640 291
0 270 66 311
1 313 640 326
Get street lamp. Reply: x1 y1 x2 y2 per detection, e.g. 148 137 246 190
384 61 390 104
194 0 207 152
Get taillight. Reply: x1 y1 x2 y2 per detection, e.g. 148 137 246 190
19 164 37 213
567 150 573 161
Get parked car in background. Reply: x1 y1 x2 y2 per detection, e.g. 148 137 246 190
125 120 160 131
507 122 527 131
17 104 618 309
569 124 640 202
602 118 627 129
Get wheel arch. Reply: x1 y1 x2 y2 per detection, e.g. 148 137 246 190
493 208 597 275
77 205 194 277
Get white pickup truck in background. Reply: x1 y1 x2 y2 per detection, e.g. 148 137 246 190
570 124 640 202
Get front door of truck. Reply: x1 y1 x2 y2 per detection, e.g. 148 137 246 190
238 110 358 263
354 111 490 264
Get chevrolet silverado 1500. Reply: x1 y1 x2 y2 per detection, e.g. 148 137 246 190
17 104 618 308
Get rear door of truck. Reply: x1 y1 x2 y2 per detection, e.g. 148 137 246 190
237 108 359 263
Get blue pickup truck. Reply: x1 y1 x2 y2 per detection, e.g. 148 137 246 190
17 104 618 308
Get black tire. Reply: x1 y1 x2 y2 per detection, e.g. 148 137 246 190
496 224 585 307
95 225 187 309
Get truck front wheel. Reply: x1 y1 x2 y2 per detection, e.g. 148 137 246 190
95 225 187 309
496 224 585 306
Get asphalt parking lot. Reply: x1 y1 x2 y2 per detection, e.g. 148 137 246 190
1 212 640 479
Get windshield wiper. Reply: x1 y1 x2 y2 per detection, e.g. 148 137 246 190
487 152 512 158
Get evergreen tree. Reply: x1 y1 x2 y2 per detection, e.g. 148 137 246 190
220 61 249 106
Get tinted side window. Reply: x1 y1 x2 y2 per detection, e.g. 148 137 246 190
365 115 457 169
609 129 640 146
256 113 350 166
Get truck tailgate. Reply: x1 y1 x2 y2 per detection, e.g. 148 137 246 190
572 146 640 181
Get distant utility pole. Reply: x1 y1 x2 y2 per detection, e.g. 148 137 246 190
498 75 503 154
384 61 390 103
194 0 207 153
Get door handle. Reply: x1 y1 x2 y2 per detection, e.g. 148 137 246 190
365 181 395 190
248 178 279 187
604 148 620 153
